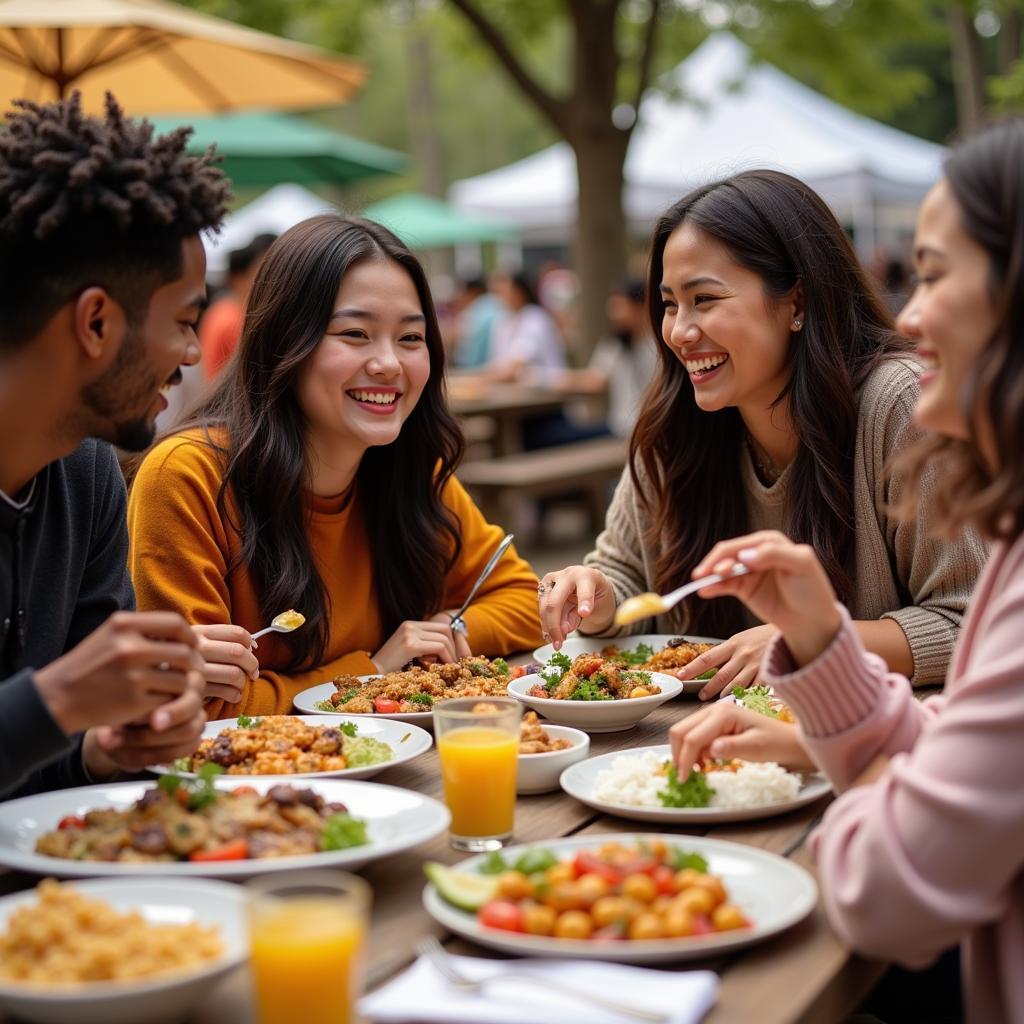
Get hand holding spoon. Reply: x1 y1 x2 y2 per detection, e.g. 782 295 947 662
614 565 751 626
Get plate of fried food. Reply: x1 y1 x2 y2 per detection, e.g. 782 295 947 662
532 635 721 695
0 775 449 879
151 714 432 781
0 877 245 1024
422 833 816 963
293 657 522 726
508 652 682 732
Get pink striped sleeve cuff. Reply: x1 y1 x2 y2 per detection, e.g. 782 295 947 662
763 605 889 738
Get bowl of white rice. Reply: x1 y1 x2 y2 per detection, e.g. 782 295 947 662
560 745 831 824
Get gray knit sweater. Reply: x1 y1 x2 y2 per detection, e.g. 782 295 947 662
583 357 989 685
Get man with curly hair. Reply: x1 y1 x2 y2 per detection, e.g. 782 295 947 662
0 92 256 798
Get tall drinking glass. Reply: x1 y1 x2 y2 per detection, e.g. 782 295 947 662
434 696 522 851
247 870 371 1024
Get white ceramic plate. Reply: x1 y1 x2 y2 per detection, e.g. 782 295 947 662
0 878 245 1024
0 777 449 879
293 675 434 726
517 726 590 795
532 634 723 695
151 715 433 781
559 745 831 824
507 673 682 733
423 832 817 963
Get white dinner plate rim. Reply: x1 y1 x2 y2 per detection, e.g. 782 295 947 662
0 878 246 1000
149 714 433 780
558 744 832 824
0 778 449 878
423 831 817 963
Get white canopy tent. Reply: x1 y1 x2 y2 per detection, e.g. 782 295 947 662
449 32 945 257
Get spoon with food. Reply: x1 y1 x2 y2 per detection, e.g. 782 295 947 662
614 565 751 627
250 609 306 640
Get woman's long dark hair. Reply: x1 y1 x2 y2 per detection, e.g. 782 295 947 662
893 119 1024 541
631 169 909 637
176 215 465 671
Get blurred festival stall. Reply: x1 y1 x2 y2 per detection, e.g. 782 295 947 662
0 0 365 113
450 31 945 262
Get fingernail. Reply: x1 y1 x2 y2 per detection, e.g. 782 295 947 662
553 640 562 651
251 639 258 650
709 739 726 756
153 711 169 731
250 670 259 680
699 688 711 701
578 604 590 615
738 547 759 562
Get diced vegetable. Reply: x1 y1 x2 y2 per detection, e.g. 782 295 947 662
657 764 715 809
189 838 248 862
425 862 499 911
318 812 369 851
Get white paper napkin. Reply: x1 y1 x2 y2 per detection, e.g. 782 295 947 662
360 952 718 1024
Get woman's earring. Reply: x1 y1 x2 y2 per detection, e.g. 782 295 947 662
792 319 803 330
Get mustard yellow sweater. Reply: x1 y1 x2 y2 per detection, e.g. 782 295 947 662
127 431 542 717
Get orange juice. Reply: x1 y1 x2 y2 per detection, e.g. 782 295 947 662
250 899 365 1024
437 726 518 837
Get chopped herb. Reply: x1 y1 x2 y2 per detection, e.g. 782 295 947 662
540 651 572 692
617 642 654 667
408 692 434 707
318 812 369 851
172 756 191 772
157 774 183 795
157 764 224 810
338 721 358 737
236 714 260 729
314 699 335 712
478 850 509 875
696 669 718 681
337 688 359 702
467 659 492 677
657 764 715 808
668 847 709 873
621 670 653 686
400 732 411 744
491 658 510 675
568 678 612 701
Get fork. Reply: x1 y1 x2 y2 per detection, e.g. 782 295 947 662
415 935 670 1023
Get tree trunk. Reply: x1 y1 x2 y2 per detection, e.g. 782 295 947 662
571 126 630 363
999 6 1022 73
947 3 988 132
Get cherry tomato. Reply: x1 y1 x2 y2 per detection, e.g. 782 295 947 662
478 900 524 932
57 815 85 830
651 865 676 895
573 851 621 886
189 838 249 862
510 665 527 679
373 698 402 714
690 914 715 936
230 786 258 797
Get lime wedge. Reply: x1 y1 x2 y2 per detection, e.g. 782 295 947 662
424 862 499 912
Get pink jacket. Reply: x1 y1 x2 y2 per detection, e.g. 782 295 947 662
763 532 1024 1024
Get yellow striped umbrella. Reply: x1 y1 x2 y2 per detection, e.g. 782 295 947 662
0 0 365 113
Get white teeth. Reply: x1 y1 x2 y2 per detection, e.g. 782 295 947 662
919 355 939 370
350 390 398 405
684 355 728 374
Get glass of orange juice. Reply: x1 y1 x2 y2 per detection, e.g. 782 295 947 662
434 696 522 851
247 870 371 1024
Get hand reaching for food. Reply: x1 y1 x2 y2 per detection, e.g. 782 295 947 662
536 565 618 648
372 619 462 673
677 624 778 700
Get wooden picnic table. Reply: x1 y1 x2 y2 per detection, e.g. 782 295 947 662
449 378 607 457
0 678 888 1023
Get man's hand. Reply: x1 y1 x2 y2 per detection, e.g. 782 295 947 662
35 612 203 736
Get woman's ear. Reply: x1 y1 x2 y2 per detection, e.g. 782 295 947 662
72 287 126 362
789 281 805 332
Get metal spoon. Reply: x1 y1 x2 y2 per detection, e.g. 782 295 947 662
250 609 306 641
614 564 751 626
449 533 514 636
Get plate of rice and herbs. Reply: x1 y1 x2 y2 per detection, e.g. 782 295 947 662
559 744 831 824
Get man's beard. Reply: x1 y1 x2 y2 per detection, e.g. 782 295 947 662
80 320 165 452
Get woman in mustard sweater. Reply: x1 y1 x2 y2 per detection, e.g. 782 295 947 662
128 215 542 718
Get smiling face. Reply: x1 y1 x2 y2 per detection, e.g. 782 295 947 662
659 222 799 416
295 257 431 471
82 234 206 451
897 179 1000 444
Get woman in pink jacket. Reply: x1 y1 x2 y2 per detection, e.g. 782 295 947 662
669 118 1024 1023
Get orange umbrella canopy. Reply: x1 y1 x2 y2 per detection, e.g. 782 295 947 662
0 0 366 113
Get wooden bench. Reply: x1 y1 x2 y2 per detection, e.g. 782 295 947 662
457 436 627 536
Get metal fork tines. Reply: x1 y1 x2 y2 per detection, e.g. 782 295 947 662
415 935 670 1023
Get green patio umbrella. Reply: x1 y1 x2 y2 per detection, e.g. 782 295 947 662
362 191 516 249
148 110 406 187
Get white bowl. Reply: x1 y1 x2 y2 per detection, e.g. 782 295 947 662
0 878 245 1024
516 726 589 794
507 673 683 733
532 633 722 663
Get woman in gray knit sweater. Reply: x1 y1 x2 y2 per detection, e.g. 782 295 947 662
538 170 987 698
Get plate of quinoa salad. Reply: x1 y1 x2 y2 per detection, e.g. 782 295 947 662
293 657 521 726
